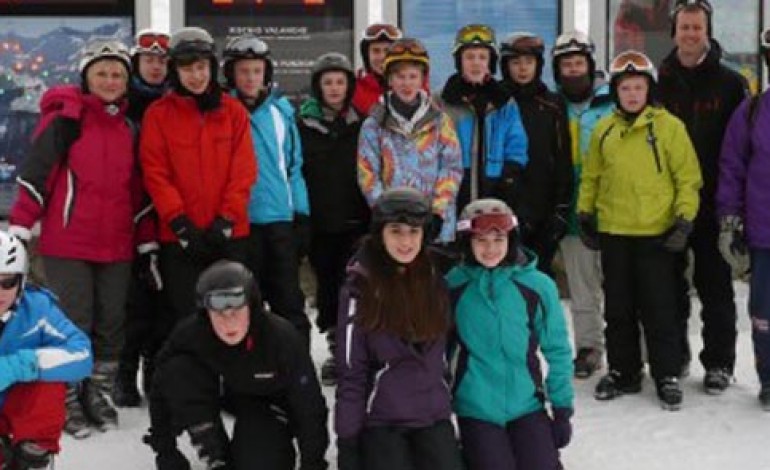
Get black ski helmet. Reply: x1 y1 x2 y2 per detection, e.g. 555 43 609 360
222 34 274 89
670 0 713 37
167 27 219 93
452 24 499 75
310 52 355 105
196 260 261 313
371 187 432 234
499 32 545 82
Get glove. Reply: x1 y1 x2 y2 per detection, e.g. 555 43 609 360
337 437 362 470
718 215 750 276
550 407 573 449
661 216 693 252
0 350 39 392
169 215 212 263
205 216 234 250
577 212 600 251
548 205 570 244
293 213 311 260
429 214 444 241
137 249 163 291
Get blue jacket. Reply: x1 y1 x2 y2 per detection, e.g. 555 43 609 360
0 286 92 407
446 252 574 426
239 90 310 224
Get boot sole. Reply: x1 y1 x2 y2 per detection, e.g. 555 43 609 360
66 427 92 440
660 400 682 411
704 386 728 396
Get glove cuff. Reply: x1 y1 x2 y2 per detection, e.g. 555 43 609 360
552 407 574 421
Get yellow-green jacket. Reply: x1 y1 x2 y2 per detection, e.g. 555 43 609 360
577 106 702 236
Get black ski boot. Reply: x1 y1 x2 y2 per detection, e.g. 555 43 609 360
81 378 118 431
112 361 141 407
759 382 770 411
656 376 683 411
142 354 156 397
594 370 643 401
143 428 191 470
11 441 52 469
64 383 91 439
187 421 230 470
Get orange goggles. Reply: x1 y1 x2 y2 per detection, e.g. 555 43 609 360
388 39 428 58
137 32 170 51
363 23 402 41
609 50 654 76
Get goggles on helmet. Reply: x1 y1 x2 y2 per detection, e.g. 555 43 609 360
384 39 430 71
455 24 496 47
202 287 248 313
609 50 655 78
457 213 517 235
501 33 545 56
552 31 595 57
136 31 170 55
363 23 403 42
224 36 270 59
671 0 713 18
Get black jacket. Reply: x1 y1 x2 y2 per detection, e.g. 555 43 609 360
658 40 748 217
127 76 167 125
298 101 370 234
504 80 573 228
150 308 329 470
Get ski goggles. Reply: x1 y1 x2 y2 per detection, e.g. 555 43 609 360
456 24 496 46
171 40 215 59
609 50 655 76
201 287 248 313
502 33 545 56
388 38 429 58
553 32 595 57
224 35 270 58
671 0 713 17
457 213 517 234
363 23 402 41
0 274 21 291
136 32 170 54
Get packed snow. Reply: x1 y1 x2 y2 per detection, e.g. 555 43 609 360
56 282 769 469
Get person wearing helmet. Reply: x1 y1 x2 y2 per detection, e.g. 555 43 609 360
335 187 463 470
0 230 91 469
127 29 170 123
9 38 155 438
578 50 702 411
357 38 462 246
658 0 748 394
221 33 311 345
352 23 403 115
551 30 613 379
140 27 257 342
437 24 528 220
446 198 573 469
298 52 369 385
144 260 328 470
716 28 770 410
498 32 573 277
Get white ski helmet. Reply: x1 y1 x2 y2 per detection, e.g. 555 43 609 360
79 39 131 76
0 231 28 279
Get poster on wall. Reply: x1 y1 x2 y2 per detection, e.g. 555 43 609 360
402 0 561 91
0 16 132 216
185 0 353 104
610 0 760 92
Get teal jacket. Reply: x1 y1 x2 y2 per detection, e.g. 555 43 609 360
446 252 574 426
236 90 310 224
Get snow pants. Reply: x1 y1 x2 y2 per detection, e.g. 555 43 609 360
360 420 463 470
458 411 561 470
560 235 604 351
750 248 770 385
0 382 66 463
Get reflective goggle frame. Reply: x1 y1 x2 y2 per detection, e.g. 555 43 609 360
224 36 270 59
552 32 595 57
457 213 517 235
609 50 655 77
388 39 429 58
456 24 496 46
363 23 402 42
202 287 248 313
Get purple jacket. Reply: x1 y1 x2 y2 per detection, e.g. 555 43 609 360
717 93 770 248
334 257 453 440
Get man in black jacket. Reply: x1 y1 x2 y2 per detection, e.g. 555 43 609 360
657 0 748 394
144 261 329 470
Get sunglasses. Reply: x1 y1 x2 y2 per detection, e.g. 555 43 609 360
457 213 517 234
137 33 170 52
609 51 654 75
202 287 248 312
363 23 402 41
0 274 21 290
456 24 495 45
672 0 713 16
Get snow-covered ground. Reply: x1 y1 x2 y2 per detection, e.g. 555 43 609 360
58 282 769 469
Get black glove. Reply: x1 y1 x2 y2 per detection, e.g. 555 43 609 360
550 407 573 449
429 213 444 241
548 204 570 244
661 216 692 253
497 163 524 208
337 437 362 470
137 249 163 291
293 213 311 260
718 215 750 276
169 215 212 263
204 216 234 258
187 422 230 470
577 212 600 251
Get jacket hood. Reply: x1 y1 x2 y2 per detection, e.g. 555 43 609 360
370 91 441 136
440 73 510 109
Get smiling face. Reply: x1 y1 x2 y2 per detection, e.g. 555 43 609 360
616 74 649 114
674 8 710 62
208 305 250 346
86 59 128 102
470 231 509 268
382 222 423 264
461 46 491 84
319 70 349 110
176 58 211 95
388 63 425 103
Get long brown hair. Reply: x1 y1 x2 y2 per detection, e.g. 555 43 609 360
356 235 449 342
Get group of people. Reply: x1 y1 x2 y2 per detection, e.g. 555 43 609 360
0 0 766 468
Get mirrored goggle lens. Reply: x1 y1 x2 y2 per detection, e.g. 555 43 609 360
610 52 652 74
554 37 593 54
363 24 402 41
226 38 269 56
204 288 247 312
389 41 428 57
138 33 170 50
457 213 517 234
0 274 21 290
457 25 495 44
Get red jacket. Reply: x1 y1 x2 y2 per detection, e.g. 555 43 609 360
10 86 152 263
140 92 257 242
352 71 385 116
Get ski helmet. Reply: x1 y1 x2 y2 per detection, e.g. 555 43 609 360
79 39 131 77
310 52 355 104
360 23 403 73
551 30 596 84
670 0 713 37
196 260 261 313
457 198 518 235
168 27 219 93
499 32 545 82
222 34 274 89
0 231 28 295
452 24 498 75
371 187 432 233
382 38 430 77
132 28 170 56
608 50 657 109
